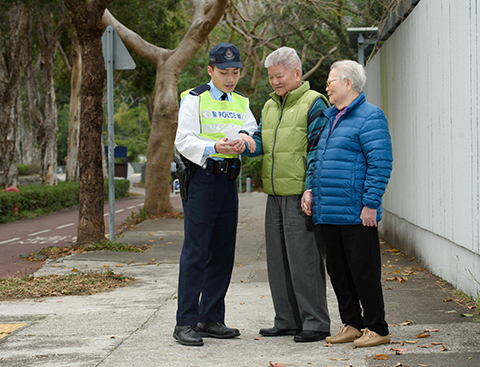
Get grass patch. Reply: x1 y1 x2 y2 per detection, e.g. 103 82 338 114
0 271 133 300
25 240 149 262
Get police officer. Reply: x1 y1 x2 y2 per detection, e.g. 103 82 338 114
173 43 257 346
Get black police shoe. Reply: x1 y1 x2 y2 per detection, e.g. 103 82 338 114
195 322 240 339
173 325 204 346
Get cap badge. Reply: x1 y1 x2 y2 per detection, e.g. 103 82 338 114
224 48 235 60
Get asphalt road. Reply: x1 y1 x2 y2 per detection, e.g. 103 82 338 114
0 196 147 278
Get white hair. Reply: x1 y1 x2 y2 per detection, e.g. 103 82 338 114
331 60 367 93
265 47 302 74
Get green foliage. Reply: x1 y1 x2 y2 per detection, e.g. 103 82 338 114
124 207 148 224
112 102 150 163
241 156 263 190
105 179 130 200
0 180 130 223
17 164 40 176
57 103 70 164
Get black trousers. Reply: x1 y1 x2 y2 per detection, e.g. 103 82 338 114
176 161 238 326
319 224 389 336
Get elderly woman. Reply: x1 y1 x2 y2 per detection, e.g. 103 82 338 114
303 60 393 347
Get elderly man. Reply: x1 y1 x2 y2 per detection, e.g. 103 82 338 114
243 47 330 342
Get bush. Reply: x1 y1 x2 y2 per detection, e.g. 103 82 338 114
17 164 40 176
0 180 130 224
241 156 263 191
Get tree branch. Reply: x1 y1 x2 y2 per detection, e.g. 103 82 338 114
102 9 168 66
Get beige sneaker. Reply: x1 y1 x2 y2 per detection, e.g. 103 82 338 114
325 325 362 344
353 328 390 347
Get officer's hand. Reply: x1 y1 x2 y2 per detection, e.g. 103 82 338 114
215 138 244 154
240 133 256 153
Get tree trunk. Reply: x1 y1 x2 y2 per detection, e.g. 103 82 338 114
144 67 179 214
35 6 67 186
0 4 28 189
103 0 229 215
64 0 113 244
66 27 82 182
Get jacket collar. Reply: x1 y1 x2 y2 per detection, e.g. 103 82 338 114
323 91 366 119
269 81 311 106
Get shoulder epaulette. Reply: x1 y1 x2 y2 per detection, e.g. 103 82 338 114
233 90 245 97
189 84 210 96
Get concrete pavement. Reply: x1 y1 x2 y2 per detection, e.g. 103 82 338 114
0 192 479 367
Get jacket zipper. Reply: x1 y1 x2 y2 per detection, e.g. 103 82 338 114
271 96 288 196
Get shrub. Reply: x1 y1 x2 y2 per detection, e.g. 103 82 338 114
17 164 40 176
0 180 130 223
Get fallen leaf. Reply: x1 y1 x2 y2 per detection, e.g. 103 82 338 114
386 248 400 253
393 270 401 274
254 336 262 340
167 241 173 244
386 277 397 281
460 314 474 317
395 363 404 367
415 332 431 338
115 264 123 267
147 233 152 236
398 320 413 326
149 259 155 261
71 268 79 272
419 344 434 348
373 354 389 360
409 257 415 262
404 340 418 344
443 298 453 302
425 328 440 332
158 237 163 240
441 346 449 351
103 264 109 267
431 342 443 345
419 364 428 367
110 336 116 339
324 343 333 347
148 240 155 242
391 348 409 352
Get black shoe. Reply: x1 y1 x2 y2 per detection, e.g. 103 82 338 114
195 322 240 339
173 325 204 346
259 326 302 337
294 330 330 343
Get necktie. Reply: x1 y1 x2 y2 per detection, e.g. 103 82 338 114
221 93 228 101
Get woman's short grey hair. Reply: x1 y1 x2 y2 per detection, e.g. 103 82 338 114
265 47 302 74
331 60 367 92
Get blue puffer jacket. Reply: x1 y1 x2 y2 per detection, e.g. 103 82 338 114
312 92 393 225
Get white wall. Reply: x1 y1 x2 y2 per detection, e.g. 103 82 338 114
364 0 480 298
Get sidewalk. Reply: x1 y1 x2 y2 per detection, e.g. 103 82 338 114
0 192 479 367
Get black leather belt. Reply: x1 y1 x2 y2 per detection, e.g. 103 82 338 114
206 158 241 180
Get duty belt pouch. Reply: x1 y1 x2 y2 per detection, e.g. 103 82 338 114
226 158 241 180
175 154 196 201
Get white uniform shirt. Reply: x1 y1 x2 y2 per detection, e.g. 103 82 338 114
175 81 257 166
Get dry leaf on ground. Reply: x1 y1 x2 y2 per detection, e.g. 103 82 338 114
415 332 431 338
373 354 389 360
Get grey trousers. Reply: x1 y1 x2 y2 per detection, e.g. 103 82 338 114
265 195 330 332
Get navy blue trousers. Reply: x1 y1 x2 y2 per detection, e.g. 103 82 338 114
176 161 238 326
